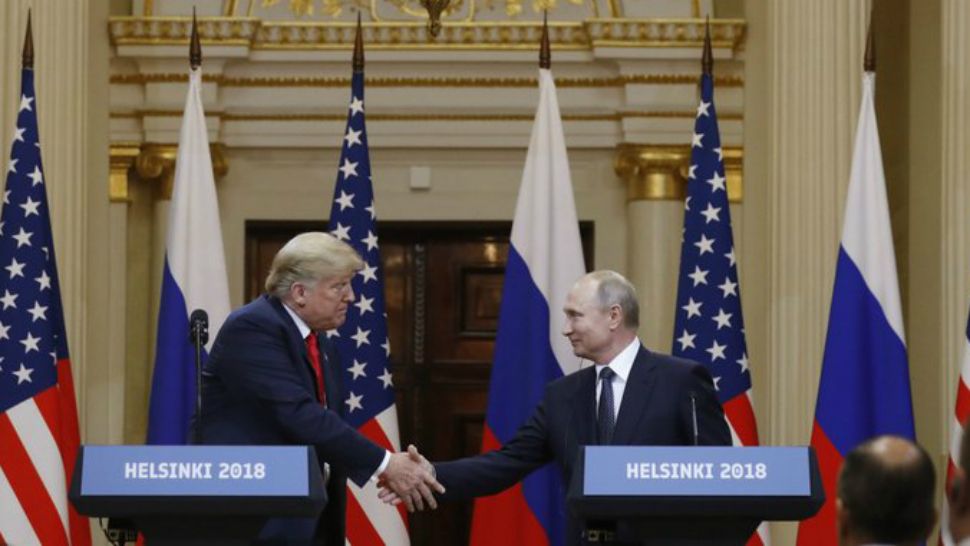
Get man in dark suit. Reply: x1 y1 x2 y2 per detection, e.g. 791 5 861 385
197 232 442 544
836 435 935 546
384 270 730 545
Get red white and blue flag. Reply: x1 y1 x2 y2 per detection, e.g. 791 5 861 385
468 67 586 546
327 68 409 545
796 70 916 545
0 63 91 545
671 71 767 546
941 311 970 545
145 65 231 445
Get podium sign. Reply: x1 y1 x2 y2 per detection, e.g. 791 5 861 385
79 445 308 497
583 446 810 497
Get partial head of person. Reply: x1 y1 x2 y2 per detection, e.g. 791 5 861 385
264 232 364 332
836 435 936 546
948 418 970 543
562 270 640 365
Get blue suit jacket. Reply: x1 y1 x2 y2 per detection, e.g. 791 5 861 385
435 346 731 545
197 295 385 544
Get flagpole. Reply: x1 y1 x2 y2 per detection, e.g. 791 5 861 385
22 10 33 70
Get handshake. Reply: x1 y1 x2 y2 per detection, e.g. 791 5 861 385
377 445 442 512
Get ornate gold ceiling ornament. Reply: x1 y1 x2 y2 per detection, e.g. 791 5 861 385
109 16 260 46
132 143 228 200
419 0 452 37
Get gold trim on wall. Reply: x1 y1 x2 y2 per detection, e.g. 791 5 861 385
108 17 746 52
109 143 141 203
615 143 743 203
131 143 228 200
109 73 744 88
111 110 742 122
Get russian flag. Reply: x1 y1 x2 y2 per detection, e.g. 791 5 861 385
796 71 916 544
467 67 586 546
145 65 231 445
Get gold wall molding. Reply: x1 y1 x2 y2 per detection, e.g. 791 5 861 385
112 110 741 122
110 17 260 46
109 17 746 52
109 143 141 202
109 73 744 88
130 142 228 200
615 143 743 203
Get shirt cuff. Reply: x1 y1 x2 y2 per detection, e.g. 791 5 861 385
370 450 392 483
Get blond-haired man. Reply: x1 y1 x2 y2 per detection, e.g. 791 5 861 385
198 232 442 544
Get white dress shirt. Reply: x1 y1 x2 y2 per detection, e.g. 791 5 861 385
594 337 641 421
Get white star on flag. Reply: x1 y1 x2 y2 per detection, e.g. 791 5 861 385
718 278 738 298
27 301 47 322
6 258 25 279
378 368 393 388
349 96 364 116
28 165 42 186
344 127 362 147
348 359 367 380
20 331 41 353
696 101 711 117
351 326 371 348
692 132 704 148
712 308 733 330
335 190 355 211
339 159 359 180
706 340 727 362
682 297 703 319
700 203 721 223
677 330 697 350
707 172 726 193
19 94 34 112
354 295 374 315
331 223 351 242
688 266 709 287
20 196 40 217
362 230 378 251
13 363 33 384
358 264 377 283
694 234 715 255
12 228 31 248
345 391 364 412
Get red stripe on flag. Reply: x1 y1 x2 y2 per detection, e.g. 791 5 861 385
35 359 91 546
354 417 410 530
346 483 387 546
796 422 842 546
746 531 765 546
723 394 760 446
359 419 394 452
956 380 970 426
0 410 69 546
469 426 549 546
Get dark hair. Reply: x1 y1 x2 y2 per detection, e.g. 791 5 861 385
837 436 935 543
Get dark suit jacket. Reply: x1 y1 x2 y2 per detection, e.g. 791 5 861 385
435 345 731 545
196 295 385 544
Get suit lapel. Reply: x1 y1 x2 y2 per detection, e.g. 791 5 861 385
612 346 659 445
572 367 597 447
320 338 342 412
268 296 321 400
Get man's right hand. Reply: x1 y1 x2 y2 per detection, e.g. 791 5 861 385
379 445 445 512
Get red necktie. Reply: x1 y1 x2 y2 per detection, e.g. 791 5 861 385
305 332 327 406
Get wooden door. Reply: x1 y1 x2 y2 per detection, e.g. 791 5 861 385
245 220 592 546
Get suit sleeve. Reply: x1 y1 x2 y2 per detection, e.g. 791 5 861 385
679 362 732 446
434 389 555 500
209 312 385 486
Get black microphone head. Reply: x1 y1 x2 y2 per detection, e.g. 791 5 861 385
190 309 209 325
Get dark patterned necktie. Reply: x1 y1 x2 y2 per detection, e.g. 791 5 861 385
597 367 616 445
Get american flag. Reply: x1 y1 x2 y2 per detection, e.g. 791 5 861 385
940 311 970 546
0 65 90 544
327 68 409 545
671 71 766 546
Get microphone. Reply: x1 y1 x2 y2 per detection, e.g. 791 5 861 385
189 309 209 346
690 392 699 446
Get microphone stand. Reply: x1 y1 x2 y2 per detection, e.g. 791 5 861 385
189 310 209 445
